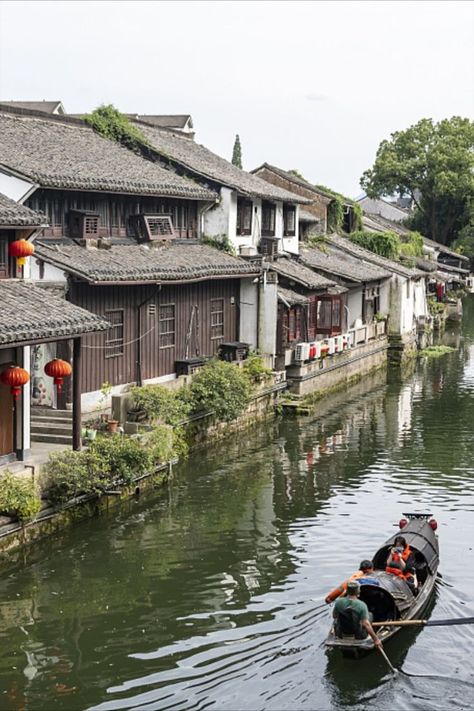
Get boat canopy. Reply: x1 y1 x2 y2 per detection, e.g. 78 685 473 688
373 518 439 574
359 571 415 618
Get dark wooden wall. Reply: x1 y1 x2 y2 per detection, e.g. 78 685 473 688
70 279 240 393
27 190 199 239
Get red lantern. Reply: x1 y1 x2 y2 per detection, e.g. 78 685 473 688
44 359 72 393
399 518 408 529
8 239 35 268
0 365 30 400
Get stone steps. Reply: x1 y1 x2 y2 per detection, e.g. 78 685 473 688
31 408 73 445
30 432 73 445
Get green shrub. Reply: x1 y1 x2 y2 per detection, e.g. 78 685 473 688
41 450 104 505
189 358 252 422
42 437 152 505
241 353 272 383
130 384 191 426
348 230 401 260
85 104 148 154
145 425 175 464
400 231 424 258
0 472 41 520
89 437 151 485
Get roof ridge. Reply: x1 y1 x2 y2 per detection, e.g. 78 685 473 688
0 103 89 129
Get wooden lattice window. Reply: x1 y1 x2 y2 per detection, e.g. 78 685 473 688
261 202 276 237
237 198 253 236
131 214 175 242
105 309 124 358
0 238 9 278
69 210 100 239
159 304 176 348
210 299 224 340
283 205 296 237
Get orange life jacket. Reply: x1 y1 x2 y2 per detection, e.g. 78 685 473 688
386 545 412 577
325 570 365 602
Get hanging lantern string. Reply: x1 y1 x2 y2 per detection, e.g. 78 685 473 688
81 322 157 350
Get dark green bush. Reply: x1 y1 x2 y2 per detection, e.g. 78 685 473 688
89 436 151 485
241 353 272 383
189 358 252 422
0 472 41 520
130 384 191 425
348 230 401 260
41 450 104 505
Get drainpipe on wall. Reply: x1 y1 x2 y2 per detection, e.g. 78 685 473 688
198 200 218 238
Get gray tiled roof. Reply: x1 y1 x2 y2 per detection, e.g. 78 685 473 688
0 192 47 227
129 114 192 129
0 110 217 201
362 213 410 237
0 100 64 114
299 209 320 222
0 280 109 345
423 236 469 262
300 241 391 284
135 123 309 204
278 286 309 306
327 234 422 278
35 240 261 284
269 257 335 290
252 163 334 203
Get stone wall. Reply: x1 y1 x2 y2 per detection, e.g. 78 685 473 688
286 337 388 396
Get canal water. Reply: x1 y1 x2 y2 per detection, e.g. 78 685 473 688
2 303 474 711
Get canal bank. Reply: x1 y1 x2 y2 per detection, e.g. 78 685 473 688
0 299 474 711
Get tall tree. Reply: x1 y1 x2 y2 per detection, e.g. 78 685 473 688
231 134 243 169
360 117 474 246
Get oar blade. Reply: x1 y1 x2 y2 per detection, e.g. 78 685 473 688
426 616 474 627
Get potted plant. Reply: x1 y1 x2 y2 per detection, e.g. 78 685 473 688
107 419 119 434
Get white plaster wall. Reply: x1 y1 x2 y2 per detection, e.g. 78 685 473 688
0 170 34 202
239 278 258 348
413 279 428 320
258 273 278 358
203 187 232 239
22 346 31 450
30 258 67 283
379 280 390 318
347 288 364 328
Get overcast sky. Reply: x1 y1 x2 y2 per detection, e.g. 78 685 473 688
0 0 473 196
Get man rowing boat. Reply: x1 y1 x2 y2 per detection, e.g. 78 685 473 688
333 580 382 647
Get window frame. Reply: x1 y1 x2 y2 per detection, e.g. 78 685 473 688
0 237 10 279
283 205 296 237
159 303 176 349
261 201 276 237
236 198 253 236
104 309 125 359
210 298 225 340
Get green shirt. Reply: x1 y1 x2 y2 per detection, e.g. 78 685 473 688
334 596 369 637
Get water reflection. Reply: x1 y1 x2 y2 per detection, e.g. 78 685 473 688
1 299 474 710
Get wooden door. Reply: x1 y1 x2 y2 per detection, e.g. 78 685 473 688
0 385 14 457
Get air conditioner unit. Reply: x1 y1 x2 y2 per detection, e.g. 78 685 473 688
334 335 344 352
326 337 336 355
294 342 310 363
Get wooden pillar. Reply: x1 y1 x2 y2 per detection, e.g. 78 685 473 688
72 337 82 451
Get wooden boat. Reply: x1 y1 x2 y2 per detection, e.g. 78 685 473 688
325 513 439 654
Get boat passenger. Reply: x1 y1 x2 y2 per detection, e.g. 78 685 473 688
325 560 374 603
333 580 382 647
386 536 414 574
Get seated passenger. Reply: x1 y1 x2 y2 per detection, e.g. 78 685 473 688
404 564 418 594
325 559 374 603
333 580 382 647
386 536 414 575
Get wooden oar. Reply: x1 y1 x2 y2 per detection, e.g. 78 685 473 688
377 645 398 675
373 616 474 628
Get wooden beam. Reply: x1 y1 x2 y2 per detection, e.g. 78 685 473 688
72 337 82 451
